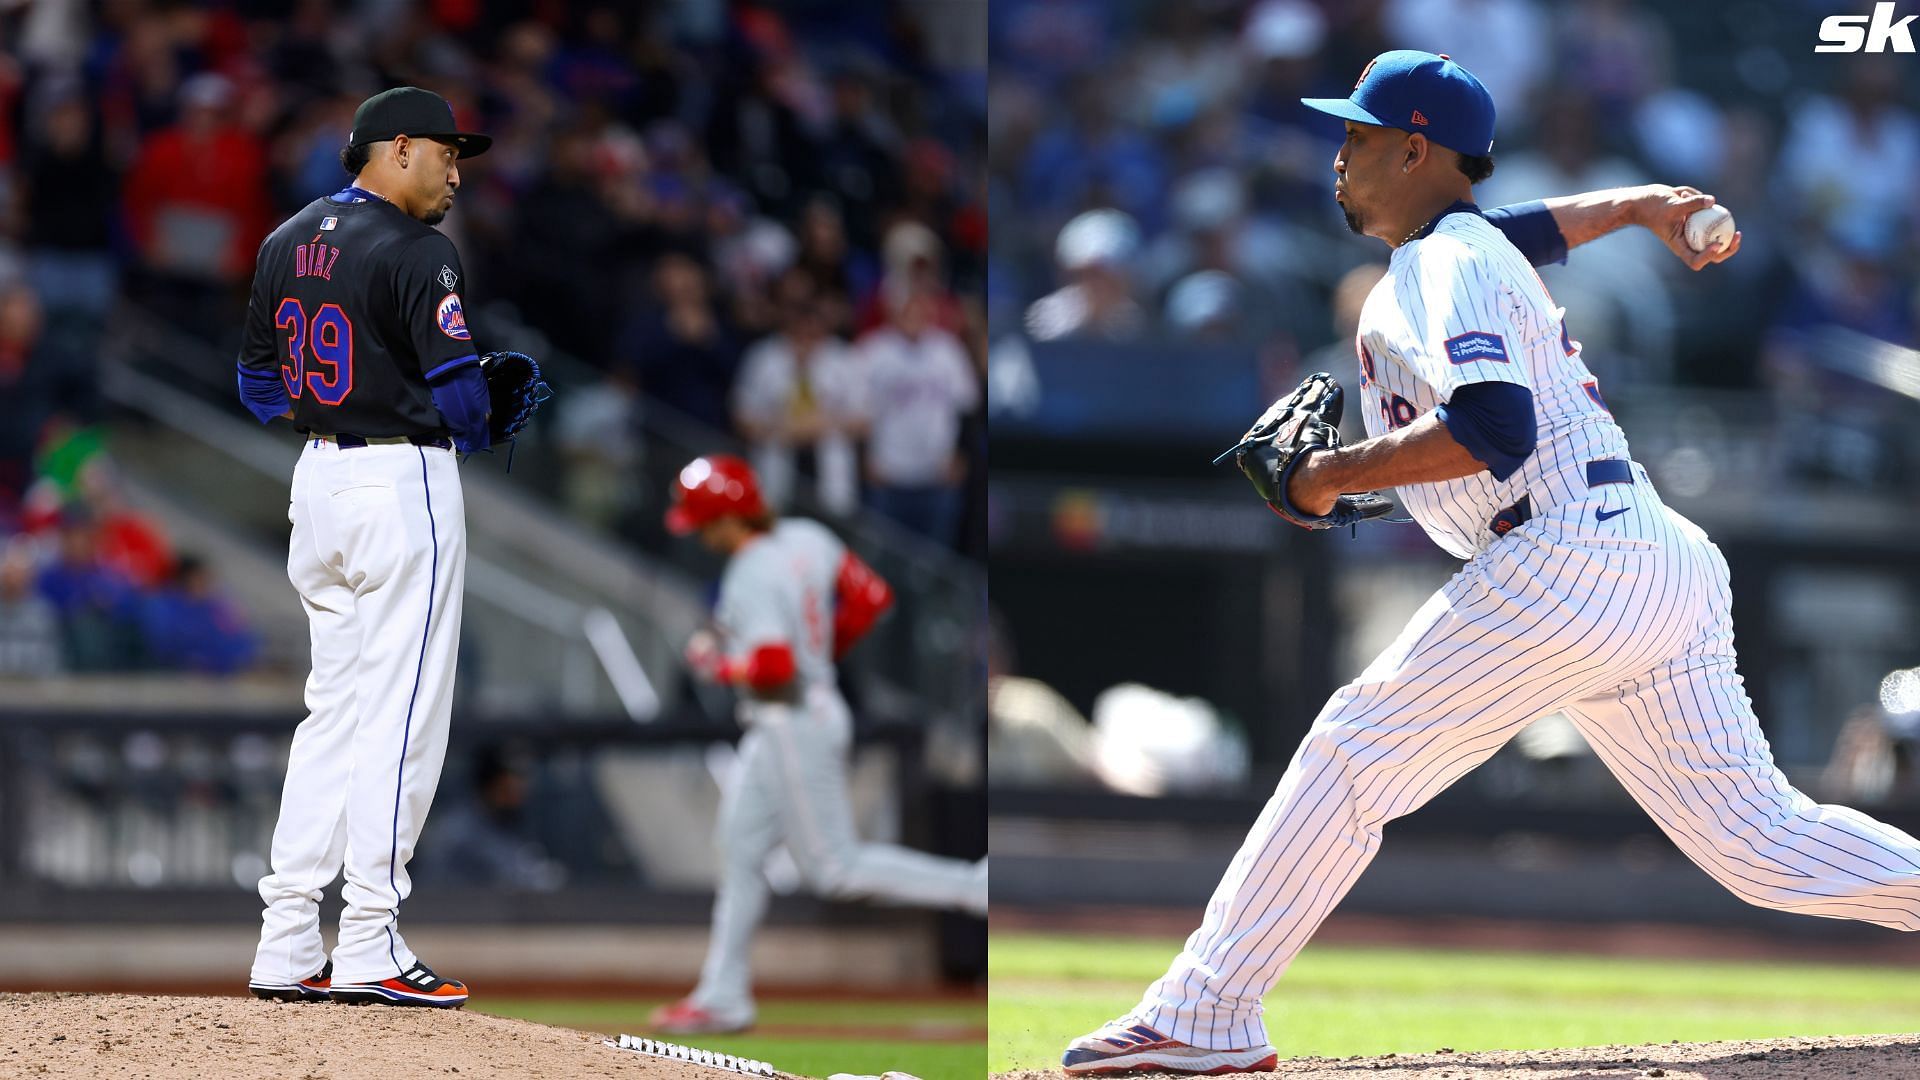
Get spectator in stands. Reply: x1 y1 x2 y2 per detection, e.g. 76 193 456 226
793 195 872 336
709 199 797 342
0 283 52 517
20 87 119 319
421 744 566 890
0 542 62 677
858 221 965 337
509 124 630 364
1024 209 1145 343
624 253 741 434
138 555 257 675
732 270 866 518
1383 0 1550 135
1128 5 1242 133
1780 58 1920 254
1163 270 1248 342
1238 0 1343 219
121 73 270 339
857 288 979 546
1140 168 1308 335
554 369 645 535
37 514 140 672
78 466 174 590
1019 74 1168 228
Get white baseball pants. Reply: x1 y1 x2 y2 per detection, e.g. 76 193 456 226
252 439 466 986
690 686 989 1022
1138 486 1920 1050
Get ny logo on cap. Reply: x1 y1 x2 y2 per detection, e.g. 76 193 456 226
1354 58 1378 90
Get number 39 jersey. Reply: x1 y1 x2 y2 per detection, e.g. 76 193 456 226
1356 209 1634 560
716 519 847 694
239 193 477 437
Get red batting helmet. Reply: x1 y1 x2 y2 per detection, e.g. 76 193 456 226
665 454 766 534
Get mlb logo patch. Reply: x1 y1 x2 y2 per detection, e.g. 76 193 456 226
436 293 470 340
1443 331 1509 365
320 216 338 231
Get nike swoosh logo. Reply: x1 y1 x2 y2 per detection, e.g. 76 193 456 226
1595 507 1631 522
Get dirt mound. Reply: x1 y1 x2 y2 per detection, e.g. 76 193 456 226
0 992 792 1080
997 1034 1920 1079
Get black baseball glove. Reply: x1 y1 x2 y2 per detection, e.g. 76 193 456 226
1217 371 1397 531
478 350 553 445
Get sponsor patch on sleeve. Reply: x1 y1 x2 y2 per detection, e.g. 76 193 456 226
1443 330 1509 365
436 292 471 340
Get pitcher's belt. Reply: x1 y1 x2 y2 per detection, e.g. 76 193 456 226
1490 459 1634 537
312 433 452 450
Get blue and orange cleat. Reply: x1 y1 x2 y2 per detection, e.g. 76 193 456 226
248 961 332 1003
1062 1017 1278 1075
329 961 469 1008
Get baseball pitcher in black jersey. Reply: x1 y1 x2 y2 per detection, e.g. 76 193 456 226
240 87 488 1008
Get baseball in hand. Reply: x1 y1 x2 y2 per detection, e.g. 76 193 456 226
1685 205 1736 253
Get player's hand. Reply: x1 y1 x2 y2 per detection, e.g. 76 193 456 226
683 630 729 683
1637 185 1742 271
1283 450 1340 517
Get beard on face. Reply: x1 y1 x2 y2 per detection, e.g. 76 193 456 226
423 208 447 226
1343 207 1363 235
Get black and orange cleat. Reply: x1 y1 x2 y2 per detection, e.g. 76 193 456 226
249 961 333 1003
329 962 469 1008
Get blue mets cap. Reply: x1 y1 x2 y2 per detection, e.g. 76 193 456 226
1302 50 1495 156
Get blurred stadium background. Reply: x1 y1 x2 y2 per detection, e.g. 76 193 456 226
0 0 985 1067
988 0 1920 955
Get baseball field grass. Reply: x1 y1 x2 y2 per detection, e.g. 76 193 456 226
477 996 985 1080
990 931 1920 1073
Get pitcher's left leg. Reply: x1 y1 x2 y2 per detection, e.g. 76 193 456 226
332 448 468 989
1567 651 1920 929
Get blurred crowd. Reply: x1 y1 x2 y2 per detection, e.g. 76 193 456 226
0 434 256 678
0 0 987 558
989 0 1920 489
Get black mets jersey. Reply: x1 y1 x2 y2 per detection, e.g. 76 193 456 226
239 191 477 437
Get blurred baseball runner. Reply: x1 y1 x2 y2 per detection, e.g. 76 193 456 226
238 87 536 1009
1064 51 1920 1075
652 454 989 1035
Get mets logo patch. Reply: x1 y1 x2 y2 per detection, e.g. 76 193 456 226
436 293 471 340
1443 330 1509 365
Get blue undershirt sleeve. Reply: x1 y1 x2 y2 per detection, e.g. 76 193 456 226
1484 200 1569 267
236 363 291 426
1435 381 1537 482
428 364 491 454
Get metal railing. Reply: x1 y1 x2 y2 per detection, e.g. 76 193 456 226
0 709 938 920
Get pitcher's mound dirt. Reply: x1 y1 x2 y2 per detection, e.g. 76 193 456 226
0 992 794 1080
996 1034 1920 1080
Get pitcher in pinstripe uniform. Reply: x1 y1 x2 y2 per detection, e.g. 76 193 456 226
1065 51 1920 1076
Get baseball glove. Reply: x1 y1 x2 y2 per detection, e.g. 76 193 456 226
479 350 553 445
1218 371 1396 531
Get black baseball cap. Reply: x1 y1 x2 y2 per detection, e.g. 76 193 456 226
349 86 491 158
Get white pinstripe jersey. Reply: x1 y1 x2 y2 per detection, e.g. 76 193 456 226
716 518 844 691
1356 210 1633 559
